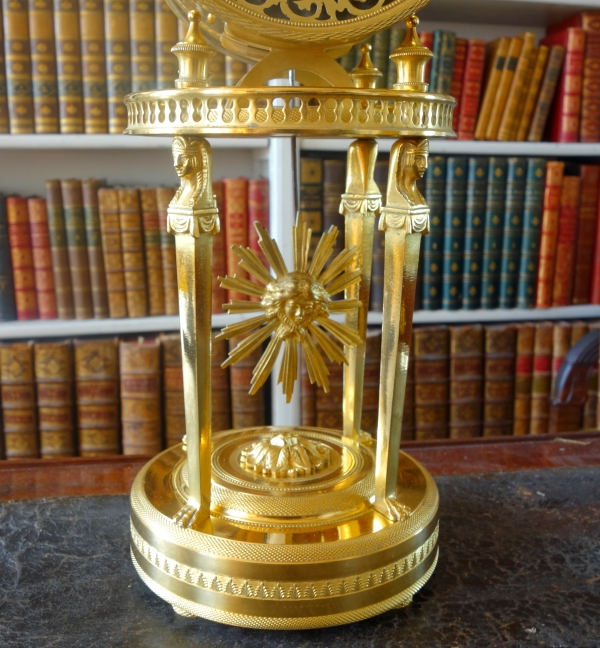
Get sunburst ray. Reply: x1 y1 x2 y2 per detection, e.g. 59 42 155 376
318 247 358 286
221 320 278 368
219 275 266 299
234 247 274 285
223 300 266 314
308 226 338 278
308 322 347 365
324 268 362 296
255 222 288 279
216 314 268 341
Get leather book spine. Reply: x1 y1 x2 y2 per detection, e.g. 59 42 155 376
527 45 565 142
499 157 527 308
516 46 549 141
462 156 488 309
591 182 600 304
474 37 510 140
98 187 127 318
361 328 382 435
436 31 456 94
386 24 406 88
28 0 59 133
225 56 247 86
2 0 34 133
549 322 581 433
156 186 178 315
572 165 600 303
6 196 38 320
104 0 130 134
208 51 225 87
513 323 535 435
449 324 483 439
45 180 74 319
81 178 109 318
371 27 389 88
584 322 599 429
211 180 227 314
428 31 442 94
211 334 231 433
480 157 507 309
120 338 162 455
529 321 553 435
155 0 177 89
223 177 249 302
61 179 93 319
80 0 108 133
0 196 17 321
27 197 57 320
450 37 467 132
422 155 446 310
551 321 572 391
74 337 120 455
300 351 316 427
414 325 449 440
130 0 155 92
299 156 323 261
118 187 147 317
322 160 345 260
516 158 547 308
54 0 84 133
0 14 9 132
457 38 485 140
229 334 266 429
161 333 183 447
539 29 586 142
139 187 164 316
483 324 516 437
370 159 388 311
247 178 270 301
316 356 343 431
0 341 38 459
552 175 581 306
442 156 467 310
535 161 564 307
34 340 75 457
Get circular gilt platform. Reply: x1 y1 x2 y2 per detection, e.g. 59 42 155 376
124 87 455 138
130 426 440 629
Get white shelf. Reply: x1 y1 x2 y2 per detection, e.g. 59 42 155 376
301 139 600 157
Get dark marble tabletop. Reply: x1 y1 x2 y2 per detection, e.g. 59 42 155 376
0 466 598 648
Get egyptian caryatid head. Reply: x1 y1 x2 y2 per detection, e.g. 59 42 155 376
395 139 429 207
172 135 211 208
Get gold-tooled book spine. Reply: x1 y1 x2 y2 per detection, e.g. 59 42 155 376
529 321 553 435
34 340 75 458
154 0 177 89
474 37 509 141
299 156 324 260
361 328 382 436
212 335 231 433
45 180 74 319
316 358 343 431
402 346 415 442
551 321 572 392
300 351 316 427
98 188 127 318
27 197 57 320
515 45 549 141
0 15 9 132
225 55 247 86
483 324 516 437
2 0 34 132
80 0 108 133
0 342 38 459
54 0 84 132
449 325 483 439
414 326 449 440
28 0 59 133
512 324 535 436
223 178 249 302
118 187 147 317
247 178 270 302
211 180 227 314
161 333 184 447
139 188 164 316
81 179 109 318
156 187 177 315
527 45 565 142
74 337 120 455
130 0 155 92
61 179 93 319
322 159 346 261
120 339 162 455
104 0 130 134
229 334 266 429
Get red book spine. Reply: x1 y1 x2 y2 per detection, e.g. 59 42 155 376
247 178 269 302
573 165 600 303
421 32 434 85
552 176 581 306
589 183 600 303
223 177 249 302
212 180 227 314
450 38 468 132
457 39 486 140
540 28 586 142
6 197 38 320
535 161 565 308
27 198 57 320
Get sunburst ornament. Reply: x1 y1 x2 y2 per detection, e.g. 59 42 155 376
217 219 363 402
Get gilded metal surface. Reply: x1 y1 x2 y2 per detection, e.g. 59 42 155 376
350 44 383 90
172 11 215 89
217 220 362 401
390 15 433 92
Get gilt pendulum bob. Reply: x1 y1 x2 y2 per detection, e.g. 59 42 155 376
125 0 455 629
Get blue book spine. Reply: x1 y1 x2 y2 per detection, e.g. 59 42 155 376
429 31 444 98
422 155 446 310
0 195 17 321
436 31 457 94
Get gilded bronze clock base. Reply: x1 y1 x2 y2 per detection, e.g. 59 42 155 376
130 427 439 629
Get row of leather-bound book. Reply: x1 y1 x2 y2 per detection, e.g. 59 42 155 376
0 176 269 321
301 154 600 312
0 0 251 134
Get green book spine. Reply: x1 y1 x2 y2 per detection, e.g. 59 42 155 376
0 195 17 321
436 31 456 94
429 30 443 95
480 157 508 309
462 157 489 310
421 155 446 310
517 158 546 308
442 156 467 310
386 23 406 88
299 156 323 261
499 157 527 308
371 28 390 88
